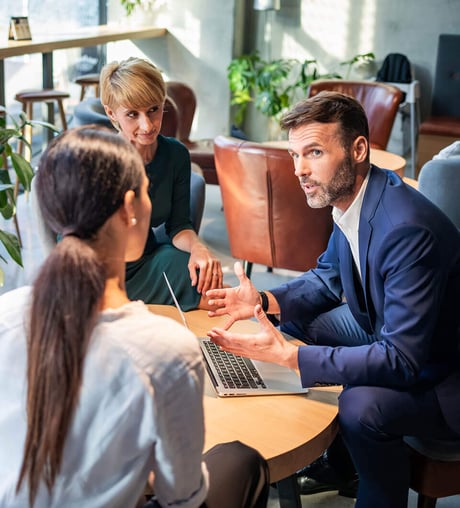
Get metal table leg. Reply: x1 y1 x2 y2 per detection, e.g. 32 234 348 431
42 51 55 141
277 474 302 508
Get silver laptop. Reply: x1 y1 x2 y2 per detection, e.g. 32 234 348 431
163 272 308 397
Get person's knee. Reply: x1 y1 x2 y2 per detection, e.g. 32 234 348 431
206 441 265 470
221 441 267 475
338 386 381 435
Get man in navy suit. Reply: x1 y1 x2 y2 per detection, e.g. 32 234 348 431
206 91 460 508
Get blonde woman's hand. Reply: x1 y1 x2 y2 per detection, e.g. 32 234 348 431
188 242 223 294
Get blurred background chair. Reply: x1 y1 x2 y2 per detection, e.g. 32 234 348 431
417 157 460 229
74 72 100 101
308 79 403 151
213 135 333 278
417 34 460 175
15 89 70 161
165 81 218 185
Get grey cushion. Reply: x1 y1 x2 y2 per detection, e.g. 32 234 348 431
71 98 115 130
418 157 460 229
404 436 460 462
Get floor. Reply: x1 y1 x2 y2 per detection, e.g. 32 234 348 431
1 183 459 508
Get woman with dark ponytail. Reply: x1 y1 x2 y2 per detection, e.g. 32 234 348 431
0 126 268 508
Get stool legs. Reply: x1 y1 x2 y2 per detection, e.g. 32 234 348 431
79 84 99 101
13 90 69 248
56 99 68 130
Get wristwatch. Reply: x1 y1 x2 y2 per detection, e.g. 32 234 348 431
258 291 269 312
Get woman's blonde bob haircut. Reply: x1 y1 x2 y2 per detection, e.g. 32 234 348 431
100 57 166 111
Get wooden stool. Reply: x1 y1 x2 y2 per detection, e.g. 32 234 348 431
14 89 69 161
75 73 100 101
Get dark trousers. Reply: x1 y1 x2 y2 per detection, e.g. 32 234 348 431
144 441 269 508
338 384 458 508
283 303 459 506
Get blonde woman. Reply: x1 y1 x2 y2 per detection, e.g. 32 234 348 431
100 57 223 310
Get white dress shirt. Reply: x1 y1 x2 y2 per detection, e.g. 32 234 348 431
332 170 370 278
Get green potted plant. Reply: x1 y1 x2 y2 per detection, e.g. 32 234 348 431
0 107 57 286
119 0 157 16
227 51 375 131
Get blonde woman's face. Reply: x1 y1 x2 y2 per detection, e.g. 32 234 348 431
106 102 164 149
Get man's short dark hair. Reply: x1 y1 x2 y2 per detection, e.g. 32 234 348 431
280 91 370 152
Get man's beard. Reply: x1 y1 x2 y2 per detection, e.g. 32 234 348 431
302 154 356 208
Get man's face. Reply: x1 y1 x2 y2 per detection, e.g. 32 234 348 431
288 122 357 211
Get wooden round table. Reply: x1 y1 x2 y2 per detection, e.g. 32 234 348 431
149 305 339 504
370 147 406 176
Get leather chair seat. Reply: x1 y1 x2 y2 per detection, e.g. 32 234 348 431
405 436 460 506
419 116 460 137
165 82 218 185
184 139 217 184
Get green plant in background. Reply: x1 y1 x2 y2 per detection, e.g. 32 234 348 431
0 107 58 286
340 52 376 79
227 51 375 127
119 0 157 16
120 0 141 16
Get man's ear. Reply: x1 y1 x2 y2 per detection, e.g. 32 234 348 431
352 135 368 163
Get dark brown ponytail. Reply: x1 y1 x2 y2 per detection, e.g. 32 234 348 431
16 126 144 506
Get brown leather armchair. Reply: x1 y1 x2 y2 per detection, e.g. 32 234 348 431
308 79 403 150
214 136 333 277
166 81 217 184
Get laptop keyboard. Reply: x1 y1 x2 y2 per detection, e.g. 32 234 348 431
202 340 267 389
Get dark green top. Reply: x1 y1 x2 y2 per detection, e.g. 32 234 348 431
142 135 194 253
125 135 201 310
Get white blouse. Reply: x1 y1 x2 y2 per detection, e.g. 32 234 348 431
0 286 208 508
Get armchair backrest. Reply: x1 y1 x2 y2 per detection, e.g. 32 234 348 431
214 136 333 272
431 34 460 117
308 79 403 150
165 81 197 143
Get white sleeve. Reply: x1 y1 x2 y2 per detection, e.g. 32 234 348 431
150 350 208 508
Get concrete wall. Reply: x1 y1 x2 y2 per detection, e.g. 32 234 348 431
105 0 460 149
264 0 459 117
107 0 235 139
242 0 460 146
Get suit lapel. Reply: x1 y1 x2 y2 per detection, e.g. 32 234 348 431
340 166 388 334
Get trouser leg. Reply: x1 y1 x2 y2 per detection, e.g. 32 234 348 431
203 441 269 508
325 433 356 480
338 385 458 508
281 303 377 347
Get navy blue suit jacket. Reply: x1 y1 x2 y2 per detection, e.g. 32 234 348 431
271 166 460 433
